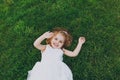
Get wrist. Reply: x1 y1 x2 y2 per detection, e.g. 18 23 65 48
78 42 83 45
41 34 46 39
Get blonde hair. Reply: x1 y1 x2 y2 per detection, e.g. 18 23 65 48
46 27 72 48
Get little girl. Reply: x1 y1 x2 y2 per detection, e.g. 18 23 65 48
27 27 85 80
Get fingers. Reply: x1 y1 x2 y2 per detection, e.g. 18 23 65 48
79 37 85 40
81 37 85 41
43 31 54 38
46 31 53 34
49 32 54 37
79 37 86 44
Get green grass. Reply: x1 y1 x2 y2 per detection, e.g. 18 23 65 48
0 0 120 80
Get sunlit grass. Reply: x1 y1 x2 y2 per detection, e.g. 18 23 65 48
0 0 120 80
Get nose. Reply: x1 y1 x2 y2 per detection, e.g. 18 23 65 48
56 40 59 44
56 41 59 44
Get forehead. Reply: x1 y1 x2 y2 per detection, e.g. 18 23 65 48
54 33 65 40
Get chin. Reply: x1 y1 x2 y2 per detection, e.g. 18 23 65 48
51 44 60 49
53 46 60 49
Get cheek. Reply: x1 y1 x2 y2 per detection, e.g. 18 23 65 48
61 41 65 47
59 43 64 48
50 38 54 44
60 42 64 46
51 38 55 42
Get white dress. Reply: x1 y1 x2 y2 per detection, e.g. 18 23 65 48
27 45 73 80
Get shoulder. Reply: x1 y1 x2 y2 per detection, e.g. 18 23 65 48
40 45 47 53
41 44 51 53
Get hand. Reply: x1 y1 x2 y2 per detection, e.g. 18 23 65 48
42 31 54 39
79 37 86 44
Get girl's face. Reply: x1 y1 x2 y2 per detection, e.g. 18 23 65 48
51 33 65 49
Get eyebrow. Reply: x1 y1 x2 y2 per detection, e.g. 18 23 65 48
60 40 63 42
55 36 65 41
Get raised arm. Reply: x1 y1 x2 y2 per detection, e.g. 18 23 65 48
33 31 53 51
63 37 85 57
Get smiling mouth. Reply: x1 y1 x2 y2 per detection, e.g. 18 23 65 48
53 43 59 47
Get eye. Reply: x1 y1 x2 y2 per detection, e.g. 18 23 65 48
54 38 58 40
59 41 63 43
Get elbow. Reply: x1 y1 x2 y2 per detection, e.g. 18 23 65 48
33 42 37 48
33 42 35 46
70 53 78 57
72 54 78 57
33 43 35 47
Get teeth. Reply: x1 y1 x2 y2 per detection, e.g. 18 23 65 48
54 43 58 47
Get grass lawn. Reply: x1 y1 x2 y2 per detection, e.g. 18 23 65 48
0 0 120 80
